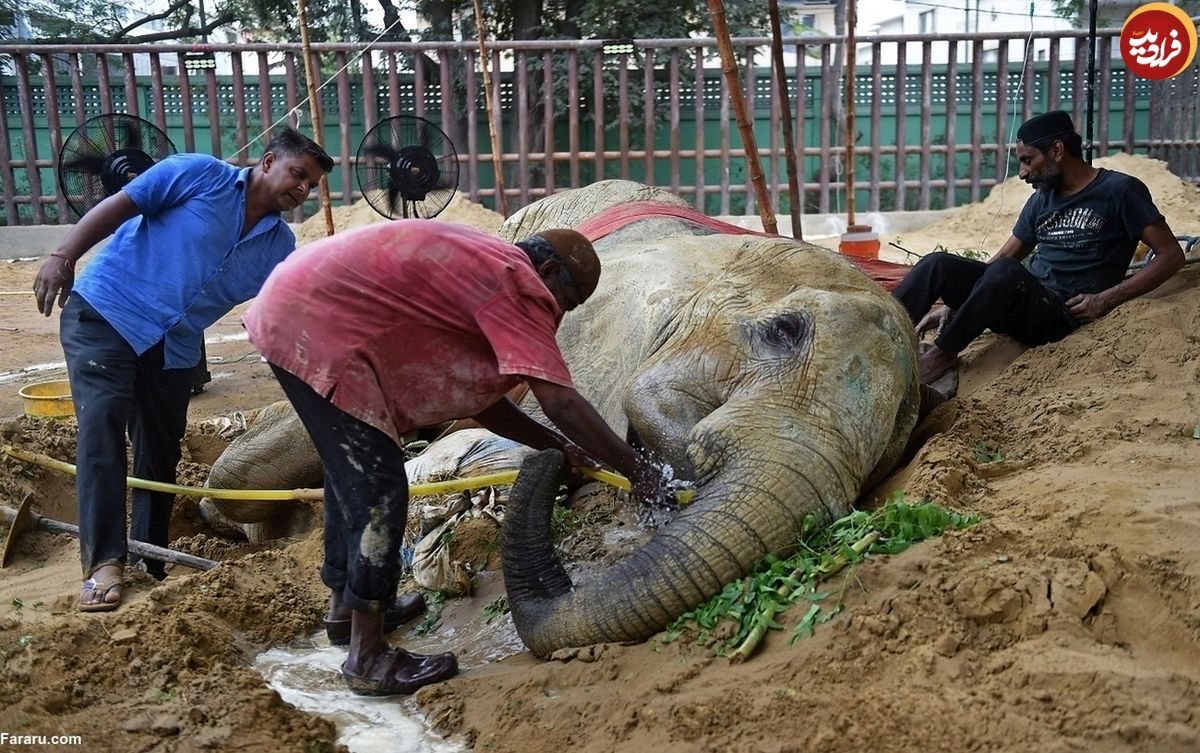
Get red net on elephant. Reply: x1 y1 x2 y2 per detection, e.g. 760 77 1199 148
574 201 912 292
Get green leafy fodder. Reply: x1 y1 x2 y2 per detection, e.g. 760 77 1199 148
661 493 980 660
972 439 1004 464
481 595 510 624
412 590 449 637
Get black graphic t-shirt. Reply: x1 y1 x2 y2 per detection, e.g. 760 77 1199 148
1012 168 1163 300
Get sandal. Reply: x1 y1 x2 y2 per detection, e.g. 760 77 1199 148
325 592 426 646
341 647 458 696
79 577 122 613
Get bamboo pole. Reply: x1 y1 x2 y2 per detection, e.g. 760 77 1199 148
705 0 777 234
769 0 802 240
297 0 335 236
845 0 857 227
472 0 509 217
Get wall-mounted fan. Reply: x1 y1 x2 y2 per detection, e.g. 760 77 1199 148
57 113 177 219
355 114 459 220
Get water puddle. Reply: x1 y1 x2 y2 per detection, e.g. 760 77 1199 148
0 361 67 385
254 572 526 752
255 644 462 753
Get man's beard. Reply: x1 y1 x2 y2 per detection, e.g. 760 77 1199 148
1031 163 1063 194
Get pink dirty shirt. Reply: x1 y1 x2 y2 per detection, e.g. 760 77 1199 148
244 220 573 444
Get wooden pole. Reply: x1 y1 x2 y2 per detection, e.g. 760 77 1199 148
472 0 509 217
706 0 777 234
769 0 802 240
1085 0 1097 164
845 0 857 227
3 499 217 571
297 0 335 236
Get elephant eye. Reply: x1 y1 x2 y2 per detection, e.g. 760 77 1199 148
757 312 810 353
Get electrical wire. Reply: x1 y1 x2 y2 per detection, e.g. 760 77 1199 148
904 0 1065 21
227 13 409 163
974 8 1037 255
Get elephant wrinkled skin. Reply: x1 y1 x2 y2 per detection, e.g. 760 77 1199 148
495 181 919 656
206 180 920 656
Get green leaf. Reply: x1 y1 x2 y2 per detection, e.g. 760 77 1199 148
790 604 822 643
665 496 981 656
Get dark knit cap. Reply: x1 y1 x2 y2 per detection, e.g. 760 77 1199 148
1017 110 1077 146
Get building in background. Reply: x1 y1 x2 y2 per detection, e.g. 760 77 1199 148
869 0 1083 64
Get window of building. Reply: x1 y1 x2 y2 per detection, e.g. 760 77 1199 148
918 9 934 34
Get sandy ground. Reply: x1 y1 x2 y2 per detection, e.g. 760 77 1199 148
3 176 1200 752
880 152 1200 261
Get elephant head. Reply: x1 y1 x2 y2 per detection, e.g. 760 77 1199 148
500 214 920 657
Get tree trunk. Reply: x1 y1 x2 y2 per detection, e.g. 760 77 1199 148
511 0 547 208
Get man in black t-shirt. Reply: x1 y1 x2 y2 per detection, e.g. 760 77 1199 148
894 111 1186 384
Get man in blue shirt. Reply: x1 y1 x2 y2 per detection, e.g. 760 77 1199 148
894 111 1186 385
32 127 333 612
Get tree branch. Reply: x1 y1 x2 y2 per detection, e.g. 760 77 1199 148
111 0 193 40
110 12 234 43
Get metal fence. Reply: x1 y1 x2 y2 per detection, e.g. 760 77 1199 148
1 28 1198 225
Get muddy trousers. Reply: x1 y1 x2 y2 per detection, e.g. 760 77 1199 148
892 252 1078 353
59 294 193 580
270 364 408 614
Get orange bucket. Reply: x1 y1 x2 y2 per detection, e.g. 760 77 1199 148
839 224 880 260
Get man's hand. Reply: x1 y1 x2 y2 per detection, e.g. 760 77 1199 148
1065 291 1113 323
29 192 141 317
560 440 603 484
916 305 952 338
33 255 75 316
628 455 675 508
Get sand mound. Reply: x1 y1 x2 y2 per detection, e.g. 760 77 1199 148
5 203 1200 751
417 264 1200 753
894 153 1200 257
0 537 339 752
295 192 504 245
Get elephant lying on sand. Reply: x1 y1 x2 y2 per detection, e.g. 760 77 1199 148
206 180 919 656
490 181 919 656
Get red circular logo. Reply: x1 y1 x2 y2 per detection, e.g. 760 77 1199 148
1121 3 1198 80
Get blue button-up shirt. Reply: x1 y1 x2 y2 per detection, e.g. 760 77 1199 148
74 153 296 369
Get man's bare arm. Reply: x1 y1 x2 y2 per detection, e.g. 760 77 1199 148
472 396 571 453
33 192 141 316
989 234 1036 263
526 377 673 505
1066 219 1185 322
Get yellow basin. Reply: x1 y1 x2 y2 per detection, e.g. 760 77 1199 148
18 379 75 418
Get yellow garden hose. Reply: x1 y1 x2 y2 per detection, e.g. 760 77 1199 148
2 444 694 505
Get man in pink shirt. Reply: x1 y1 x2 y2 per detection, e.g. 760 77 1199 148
244 219 671 695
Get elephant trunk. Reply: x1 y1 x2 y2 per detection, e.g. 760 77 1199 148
503 438 856 658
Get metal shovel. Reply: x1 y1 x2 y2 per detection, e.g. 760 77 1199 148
1 494 216 570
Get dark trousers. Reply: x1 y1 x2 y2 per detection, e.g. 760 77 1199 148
892 252 1078 353
270 364 408 614
60 294 193 579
